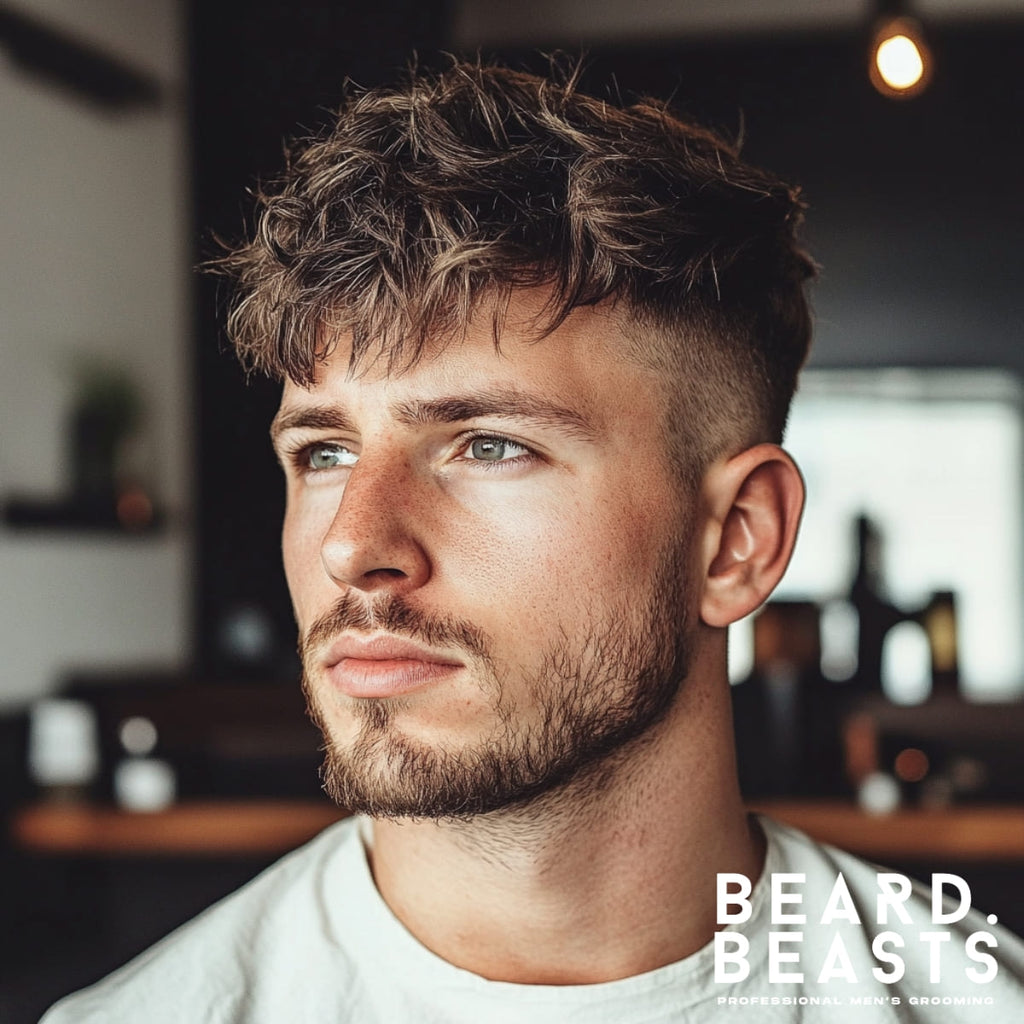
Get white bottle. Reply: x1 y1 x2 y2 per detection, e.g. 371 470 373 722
113 715 176 812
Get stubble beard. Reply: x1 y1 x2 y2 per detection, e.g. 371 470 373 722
299 538 692 821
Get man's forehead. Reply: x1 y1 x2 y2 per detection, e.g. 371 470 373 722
286 295 642 397
271 300 670 448
321 287 639 372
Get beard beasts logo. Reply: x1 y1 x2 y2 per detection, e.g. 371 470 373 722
714 871 1000 987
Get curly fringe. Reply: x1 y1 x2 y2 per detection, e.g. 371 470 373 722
209 57 814 441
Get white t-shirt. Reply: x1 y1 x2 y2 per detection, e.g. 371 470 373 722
41 815 1024 1022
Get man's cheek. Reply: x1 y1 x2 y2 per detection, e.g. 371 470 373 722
281 533 307 614
282 534 331 629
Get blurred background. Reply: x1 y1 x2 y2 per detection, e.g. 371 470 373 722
1 0 1022 1018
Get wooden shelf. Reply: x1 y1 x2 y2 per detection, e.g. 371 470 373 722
752 800 1024 862
2 497 164 534
11 798 1024 862
10 799 346 857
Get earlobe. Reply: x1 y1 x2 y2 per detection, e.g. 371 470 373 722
700 444 805 629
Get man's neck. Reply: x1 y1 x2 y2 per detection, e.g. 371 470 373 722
364 665 763 985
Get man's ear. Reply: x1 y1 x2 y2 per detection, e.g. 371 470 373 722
699 444 805 629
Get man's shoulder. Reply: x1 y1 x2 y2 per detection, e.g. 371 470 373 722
40 815 364 1024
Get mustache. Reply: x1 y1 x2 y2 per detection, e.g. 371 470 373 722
299 591 492 665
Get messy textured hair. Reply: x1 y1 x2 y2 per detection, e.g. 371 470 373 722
213 59 815 475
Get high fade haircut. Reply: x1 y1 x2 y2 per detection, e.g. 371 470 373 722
213 58 815 481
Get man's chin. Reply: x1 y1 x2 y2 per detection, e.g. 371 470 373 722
316 733 557 820
313 709 662 822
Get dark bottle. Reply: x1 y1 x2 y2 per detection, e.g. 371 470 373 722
848 514 903 694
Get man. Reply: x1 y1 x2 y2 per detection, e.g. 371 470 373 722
44 60 1024 1022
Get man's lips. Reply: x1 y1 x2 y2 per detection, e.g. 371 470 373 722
321 634 463 699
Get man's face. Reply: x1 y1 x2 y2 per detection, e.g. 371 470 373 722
273 295 702 818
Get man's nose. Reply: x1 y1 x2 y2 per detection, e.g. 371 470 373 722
319 453 431 594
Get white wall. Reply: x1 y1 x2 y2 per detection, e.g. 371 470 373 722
0 0 190 710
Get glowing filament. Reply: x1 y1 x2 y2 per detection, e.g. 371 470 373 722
876 34 925 91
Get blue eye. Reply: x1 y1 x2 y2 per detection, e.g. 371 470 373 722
307 443 357 470
467 437 528 463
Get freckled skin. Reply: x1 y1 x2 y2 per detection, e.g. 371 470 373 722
277 297 695 766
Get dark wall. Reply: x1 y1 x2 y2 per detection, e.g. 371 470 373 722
496 23 1022 370
190 0 450 677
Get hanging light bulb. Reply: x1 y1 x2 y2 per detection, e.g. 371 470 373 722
869 9 933 99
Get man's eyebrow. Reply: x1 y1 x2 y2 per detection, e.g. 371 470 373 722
270 406 356 445
392 388 598 439
270 388 599 444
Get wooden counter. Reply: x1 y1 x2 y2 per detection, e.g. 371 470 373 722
752 800 1024 862
10 799 347 856
10 798 1024 861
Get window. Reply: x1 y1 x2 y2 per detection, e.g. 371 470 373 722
731 369 1024 702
